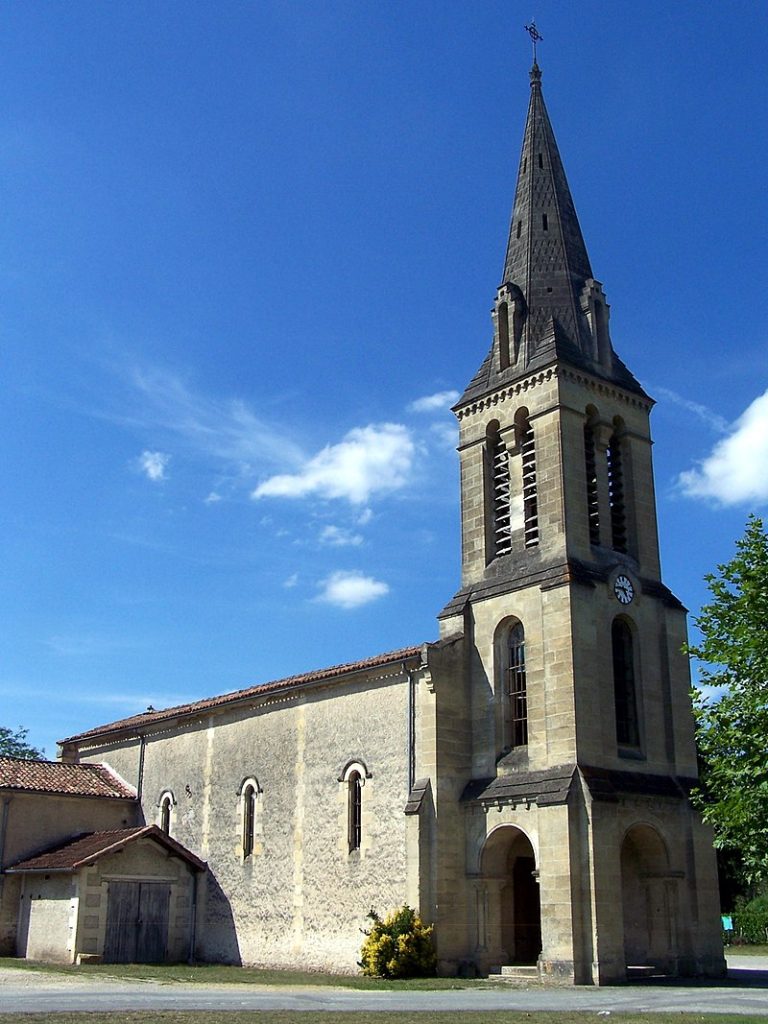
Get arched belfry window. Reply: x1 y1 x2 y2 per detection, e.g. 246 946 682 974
158 791 175 835
487 422 512 558
607 422 627 553
584 409 600 545
517 412 539 548
612 618 640 749
240 778 261 859
505 622 528 748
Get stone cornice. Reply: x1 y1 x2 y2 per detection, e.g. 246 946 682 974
454 362 653 422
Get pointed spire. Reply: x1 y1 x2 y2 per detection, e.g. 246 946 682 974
503 59 594 365
458 62 644 407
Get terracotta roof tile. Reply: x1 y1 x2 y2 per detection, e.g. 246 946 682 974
0 756 136 799
7 826 206 873
60 644 424 745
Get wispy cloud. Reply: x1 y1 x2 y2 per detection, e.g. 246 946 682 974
678 389 768 505
252 424 416 506
283 573 299 589
319 525 363 547
138 450 170 481
0 680 186 711
655 387 729 433
408 390 460 413
204 491 222 504
86 362 304 479
316 570 389 609
44 634 139 657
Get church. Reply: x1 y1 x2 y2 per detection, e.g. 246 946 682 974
3 58 725 984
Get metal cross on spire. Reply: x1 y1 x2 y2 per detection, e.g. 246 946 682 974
524 21 543 63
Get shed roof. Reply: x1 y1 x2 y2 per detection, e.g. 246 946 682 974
61 644 424 746
7 825 206 873
0 756 136 800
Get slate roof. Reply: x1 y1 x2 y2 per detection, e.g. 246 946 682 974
461 763 697 808
7 825 205 873
61 644 425 746
457 63 645 407
461 764 577 807
0 756 136 800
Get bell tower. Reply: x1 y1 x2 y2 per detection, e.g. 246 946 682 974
430 59 725 984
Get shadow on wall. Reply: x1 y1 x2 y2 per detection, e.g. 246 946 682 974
197 871 241 966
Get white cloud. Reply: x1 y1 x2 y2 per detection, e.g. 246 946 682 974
408 390 460 413
430 421 458 449
655 387 728 433
319 525 363 547
204 491 222 504
357 508 373 526
678 389 768 505
252 423 415 506
283 573 299 589
316 570 389 609
138 450 170 481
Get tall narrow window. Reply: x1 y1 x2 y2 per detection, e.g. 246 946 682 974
607 431 627 553
520 418 539 547
348 771 362 852
242 782 258 858
159 792 173 835
584 421 600 545
488 427 512 557
612 619 640 748
498 301 510 369
506 622 528 747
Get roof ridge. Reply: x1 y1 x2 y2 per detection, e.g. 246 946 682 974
60 642 426 746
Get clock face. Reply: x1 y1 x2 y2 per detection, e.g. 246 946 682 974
614 574 634 605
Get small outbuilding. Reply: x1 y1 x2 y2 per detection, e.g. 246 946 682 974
8 825 206 963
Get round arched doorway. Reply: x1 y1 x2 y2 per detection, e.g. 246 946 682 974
481 825 541 965
621 823 675 969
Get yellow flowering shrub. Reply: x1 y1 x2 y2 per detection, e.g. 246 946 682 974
359 905 437 978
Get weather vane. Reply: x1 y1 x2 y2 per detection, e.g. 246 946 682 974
524 21 543 62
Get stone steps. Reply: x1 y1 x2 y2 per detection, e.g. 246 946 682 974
488 964 540 982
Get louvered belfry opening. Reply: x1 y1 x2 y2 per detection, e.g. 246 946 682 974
607 430 627 553
520 419 539 548
489 427 512 557
584 420 600 545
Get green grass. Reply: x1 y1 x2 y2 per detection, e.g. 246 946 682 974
3 1015 768 1024
727 944 768 957
0 957 482 989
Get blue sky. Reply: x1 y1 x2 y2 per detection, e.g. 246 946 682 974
2 1 767 757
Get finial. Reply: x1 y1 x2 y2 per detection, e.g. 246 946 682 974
524 20 543 65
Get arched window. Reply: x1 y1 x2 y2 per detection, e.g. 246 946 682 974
487 423 512 558
612 619 640 748
607 426 627 553
505 622 528 748
158 791 174 835
518 414 539 548
584 414 600 545
348 771 362 852
241 780 260 858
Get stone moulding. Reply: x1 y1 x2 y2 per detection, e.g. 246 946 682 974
454 363 653 422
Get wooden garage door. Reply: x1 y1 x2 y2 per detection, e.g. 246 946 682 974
103 881 170 963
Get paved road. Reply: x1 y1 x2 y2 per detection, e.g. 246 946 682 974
0 958 767 1015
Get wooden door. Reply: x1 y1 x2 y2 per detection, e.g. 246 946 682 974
103 881 170 963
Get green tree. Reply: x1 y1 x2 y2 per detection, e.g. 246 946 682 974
688 514 768 887
0 725 44 759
